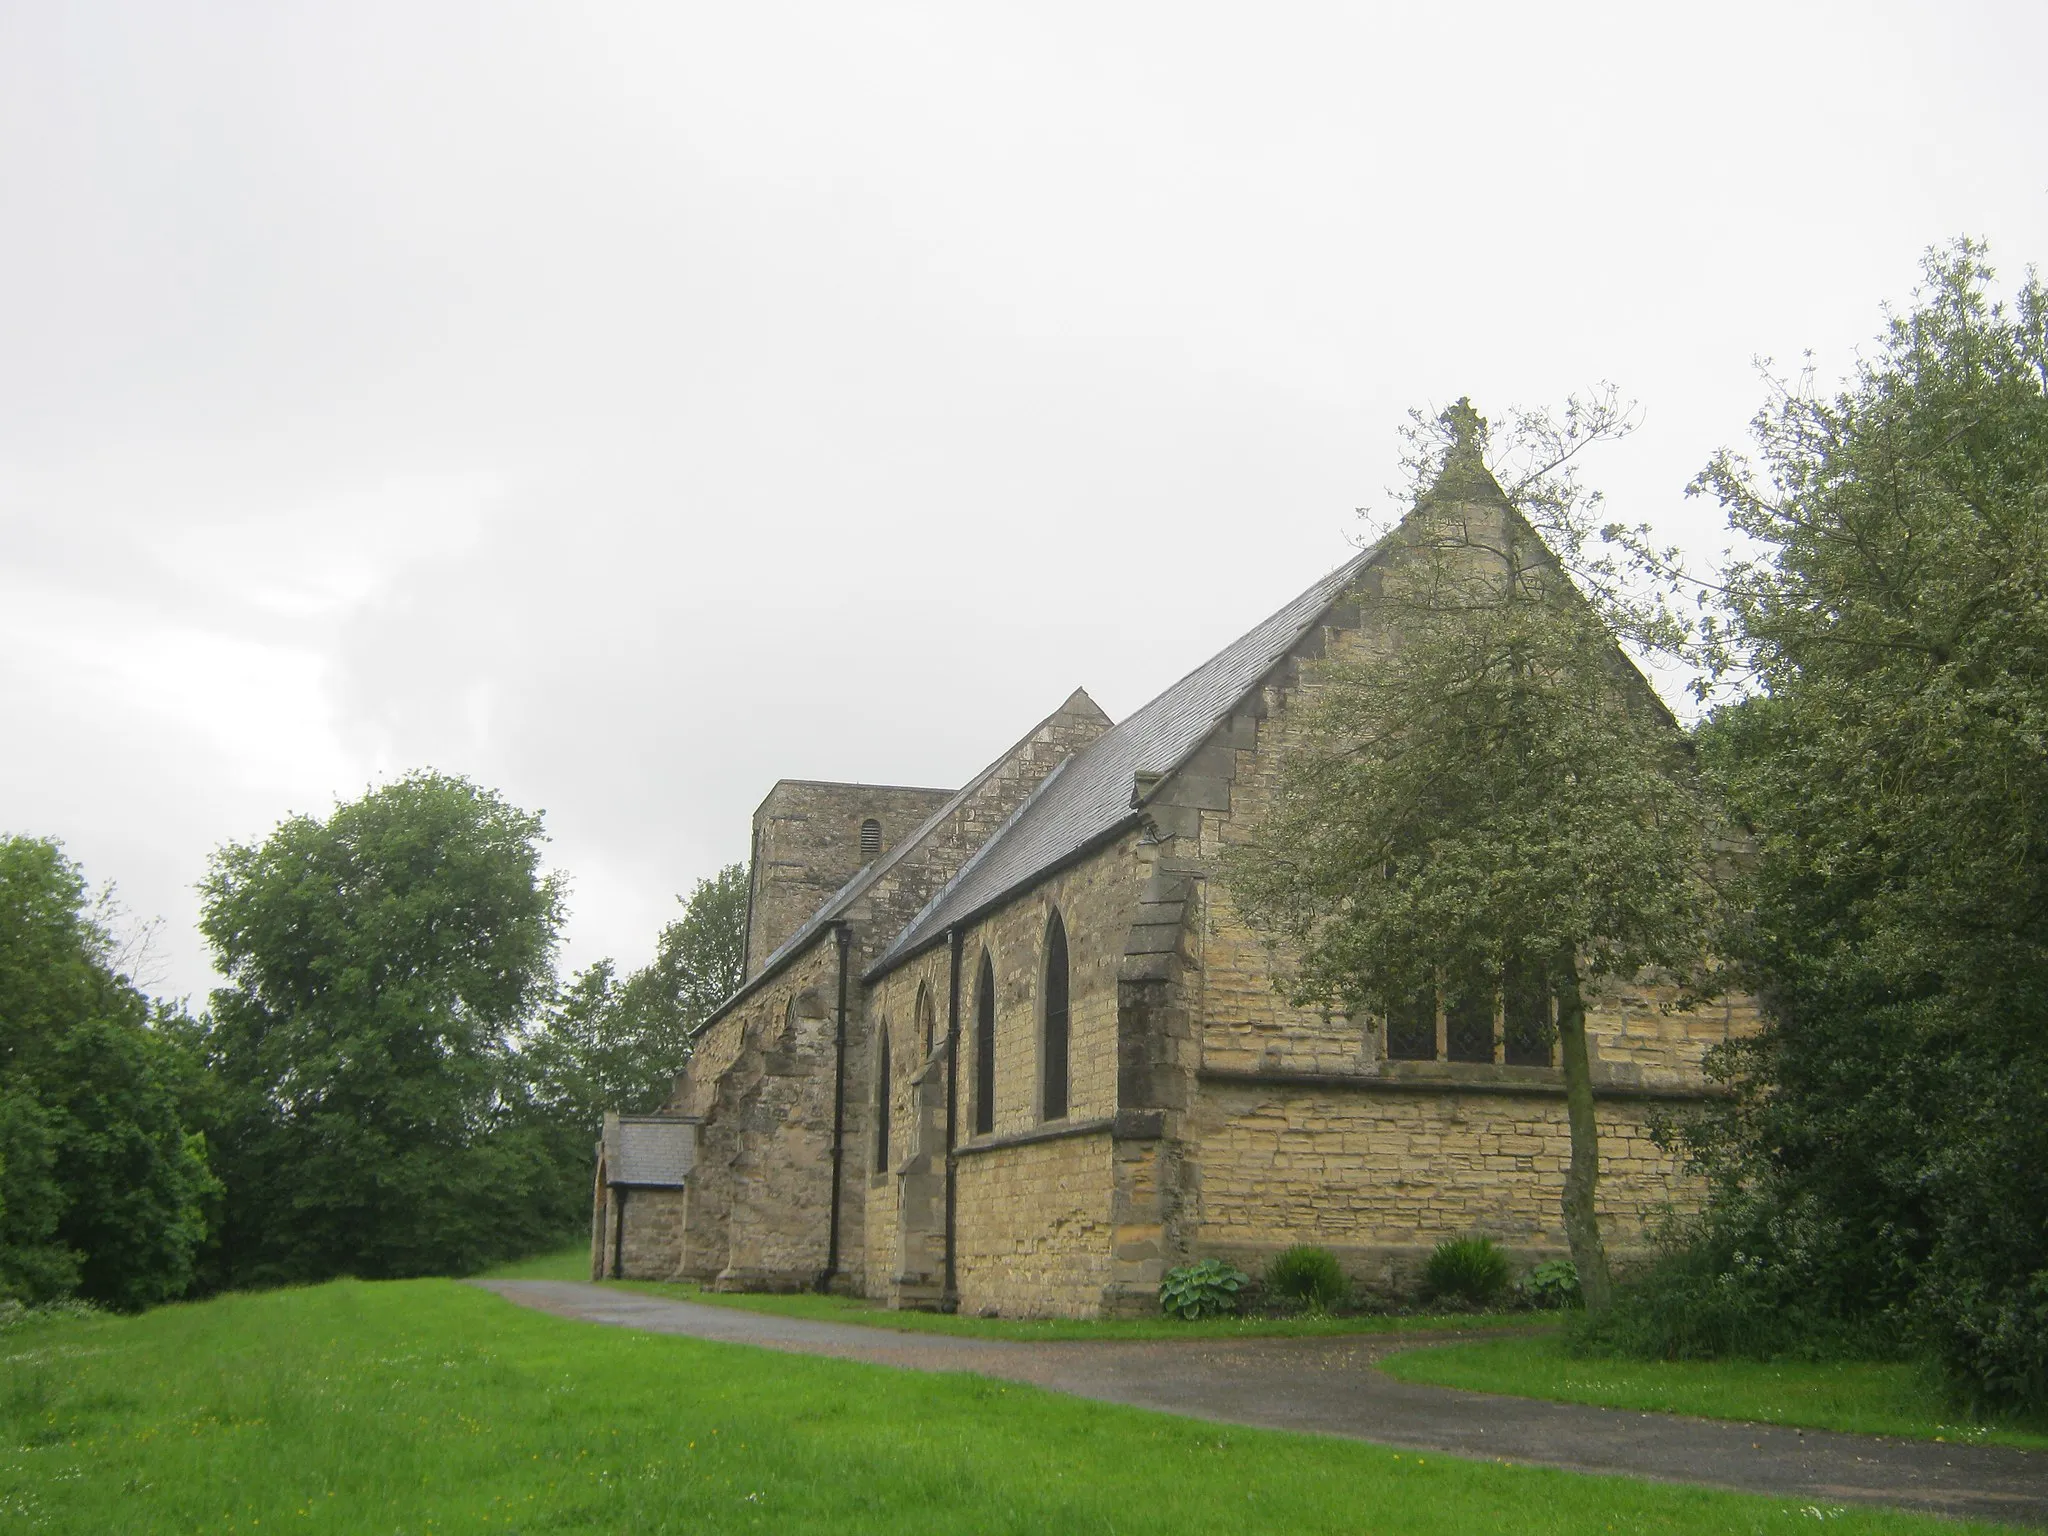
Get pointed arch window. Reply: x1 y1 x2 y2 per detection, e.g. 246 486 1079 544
874 1025 892 1172
1446 967 1496 1064
973 951 997 1136
1503 955 1555 1067
1382 961 1554 1067
1386 990 1437 1061
1042 911 1070 1121
916 983 936 1059
860 819 882 860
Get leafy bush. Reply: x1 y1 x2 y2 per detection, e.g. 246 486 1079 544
0 836 216 1310
1264 1246 1350 1312
1423 1237 1511 1306
1666 245 2048 1414
1158 1259 1249 1321
1918 1266 2048 1415
1568 1236 1901 1364
1517 1258 1581 1310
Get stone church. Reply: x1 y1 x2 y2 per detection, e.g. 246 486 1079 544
590 449 1752 1317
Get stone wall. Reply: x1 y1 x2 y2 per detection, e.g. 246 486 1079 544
656 691 1114 1304
1108 486 1754 1296
1174 495 1751 1090
861 946 952 1306
843 696 1122 1302
1187 1077 1697 1295
951 838 1138 1137
621 1188 687 1279
862 834 1146 1314
954 1129 1116 1317
672 933 852 1289
860 1115 902 1305
591 1185 688 1281
1587 982 1756 1087
1197 859 1751 1085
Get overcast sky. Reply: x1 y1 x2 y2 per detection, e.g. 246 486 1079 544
4 1 2044 1004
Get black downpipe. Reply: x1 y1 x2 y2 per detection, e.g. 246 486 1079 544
821 922 852 1290
943 927 962 1310
610 1186 628 1279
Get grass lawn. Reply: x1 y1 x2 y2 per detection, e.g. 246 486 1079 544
1379 1333 2048 1452
0 1278 2023 1534
478 1243 594 1282
616 1276 1537 1342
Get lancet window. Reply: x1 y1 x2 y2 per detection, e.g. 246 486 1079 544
973 953 997 1135
1042 911 1070 1120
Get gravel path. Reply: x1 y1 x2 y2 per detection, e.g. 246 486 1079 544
476 1278 2048 1528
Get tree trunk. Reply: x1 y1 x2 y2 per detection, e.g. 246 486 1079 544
1554 950 1614 1312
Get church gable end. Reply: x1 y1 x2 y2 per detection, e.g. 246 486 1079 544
611 413 1755 1318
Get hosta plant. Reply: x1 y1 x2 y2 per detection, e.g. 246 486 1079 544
1159 1258 1250 1321
1518 1258 1582 1309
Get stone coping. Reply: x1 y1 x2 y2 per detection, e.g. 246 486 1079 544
955 1114 1118 1158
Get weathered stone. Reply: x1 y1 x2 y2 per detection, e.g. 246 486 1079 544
600 482 1756 1319
644 690 1113 1297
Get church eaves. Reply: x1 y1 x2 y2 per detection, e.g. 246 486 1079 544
867 537 1390 978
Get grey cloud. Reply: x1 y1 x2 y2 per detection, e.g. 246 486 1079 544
5 0 2044 1001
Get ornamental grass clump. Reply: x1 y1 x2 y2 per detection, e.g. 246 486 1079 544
1158 1259 1249 1321
1424 1237 1512 1307
1264 1245 1351 1313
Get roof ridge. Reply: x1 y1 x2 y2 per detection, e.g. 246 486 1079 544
868 538 1388 974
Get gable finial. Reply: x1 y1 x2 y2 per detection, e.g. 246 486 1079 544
1441 396 1488 465
1423 395 1504 503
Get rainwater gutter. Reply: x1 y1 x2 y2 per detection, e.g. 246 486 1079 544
943 926 962 1311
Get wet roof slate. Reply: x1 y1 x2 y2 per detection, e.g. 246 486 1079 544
604 1115 697 1187
870 539 1385 973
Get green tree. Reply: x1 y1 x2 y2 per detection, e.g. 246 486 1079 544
524 863 747 1138
1224 400 1724 1310
628 862 748 1040
1672 242 2048 1407
198 772 567 1283
0 836 215 1308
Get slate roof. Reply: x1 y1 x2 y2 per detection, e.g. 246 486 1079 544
603 1114 697 1187
870 539 1387 974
